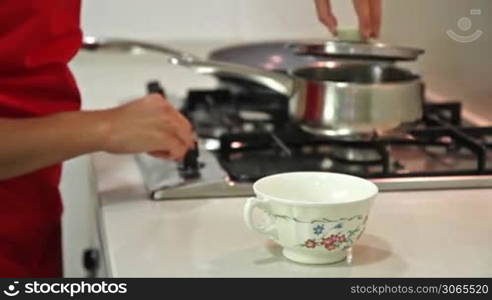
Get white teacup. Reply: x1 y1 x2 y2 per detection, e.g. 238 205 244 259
244 172 378 264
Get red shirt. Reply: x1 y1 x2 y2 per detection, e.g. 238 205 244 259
0 0 82 277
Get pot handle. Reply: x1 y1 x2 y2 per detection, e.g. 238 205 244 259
82 36 295 97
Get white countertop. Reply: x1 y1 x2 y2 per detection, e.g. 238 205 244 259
93 152 492 278
70 42 492 278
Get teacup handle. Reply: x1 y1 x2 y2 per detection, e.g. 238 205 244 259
244 197 278 241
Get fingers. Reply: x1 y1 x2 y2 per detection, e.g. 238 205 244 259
353 0 382 39
138 94 195 160
162 121 194 154
149 147 185 161
149 151 173 160
315 0 382 39
173 109 195 149
148 94 194 149
151 130 189 161
352 0 371 39
149 96 194 160
161 103 194 149
368 0 382 38
315 0 338 36
103 93 196 159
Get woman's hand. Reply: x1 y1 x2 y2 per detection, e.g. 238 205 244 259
314 0 382 39
0 93 195 180
101 94 195 161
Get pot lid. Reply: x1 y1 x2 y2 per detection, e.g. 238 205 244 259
291 40 425 61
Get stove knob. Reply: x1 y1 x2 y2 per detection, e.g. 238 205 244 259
83 249 100 278
179 142 201 180
147 80 167 97
147 81 200 179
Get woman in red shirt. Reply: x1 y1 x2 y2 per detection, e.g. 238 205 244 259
0 0 381 277
0 0 194 277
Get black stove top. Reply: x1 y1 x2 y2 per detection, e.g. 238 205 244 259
177 85 492 183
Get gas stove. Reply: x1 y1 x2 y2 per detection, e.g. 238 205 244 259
136 81 492 200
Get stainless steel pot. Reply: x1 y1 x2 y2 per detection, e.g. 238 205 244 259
290 63 423 136
82 37 424 137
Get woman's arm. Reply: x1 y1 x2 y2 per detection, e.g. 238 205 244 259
0 110 106 179
0 94 194 180
314 0 382 39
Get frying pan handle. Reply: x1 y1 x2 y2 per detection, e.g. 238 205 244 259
172 58 295 97
82 36 295 97
82 36 198 63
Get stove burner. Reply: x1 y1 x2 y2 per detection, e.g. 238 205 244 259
135 81 492 200
181 89 289 139
329 146 383 163
239 111 272 122
179 86 492 182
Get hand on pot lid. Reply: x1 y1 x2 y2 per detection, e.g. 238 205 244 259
291 40 425 62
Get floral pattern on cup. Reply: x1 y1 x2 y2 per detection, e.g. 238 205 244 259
267 212 366 225
266 212 369 251
302 228 362 251
313 224 325 235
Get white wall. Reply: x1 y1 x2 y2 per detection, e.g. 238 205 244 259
81 0 357 41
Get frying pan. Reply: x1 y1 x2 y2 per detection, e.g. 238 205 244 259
82 37 424 137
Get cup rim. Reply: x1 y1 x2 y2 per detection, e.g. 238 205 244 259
252 172 379 206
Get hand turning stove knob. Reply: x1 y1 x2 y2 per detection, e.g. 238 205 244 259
146 80 202 180
179 142 201 180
